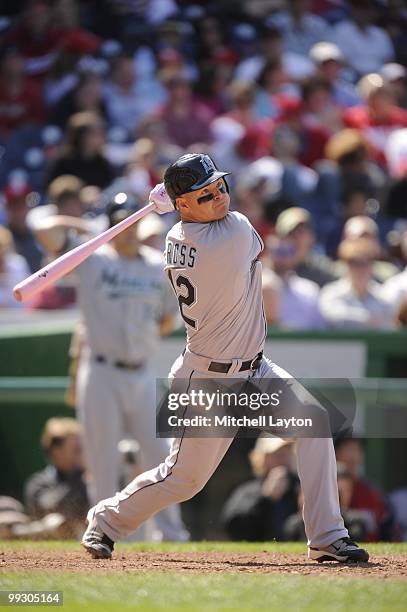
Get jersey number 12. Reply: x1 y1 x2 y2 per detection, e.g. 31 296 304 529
168 271 197 329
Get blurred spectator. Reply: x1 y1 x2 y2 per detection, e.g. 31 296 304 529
381 63 407 110
309 42 361 108
210 116 247 176
335 437 396 541
382 230 407 313
50 70 108 127
52 0 101 52
0 45 45 138
194 15 229 66
394 296 407 328
333 0 394 78
136 213 167 251
254 58 296 119
333 462 370 542
269 125 318 210
28 278 77 310
224 80 263 130
283 462 372 542
2 0 61 80
123 138 161 200
221 437 299 541
233 161 281 239
43 0 101 109
275 207 338 287
385 128 407 219
47 111 115 188
298 75 343 134
276 84 334 167
194 63 231 117
262 234 324 329
235 22 314 84
0 496 30 539
324 128 386 198
317 127 387 255
389 486 407 540
343 74 407 166
340 215 399 283
0 224 30 307
24 417 89 537
334 184 374 240
235 25 285 84
154 71 213 148
320 238 393 329
47 174 85 217
103 54 165 134
136 113 183 169
269 0 329 56
3 182 43 273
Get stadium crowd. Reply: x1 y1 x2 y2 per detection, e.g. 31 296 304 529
0 0 407 327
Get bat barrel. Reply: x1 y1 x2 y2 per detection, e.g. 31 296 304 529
13 202 157 302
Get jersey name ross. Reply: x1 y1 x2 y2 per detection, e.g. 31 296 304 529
165 242 196 268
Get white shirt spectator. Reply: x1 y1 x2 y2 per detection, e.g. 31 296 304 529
263 268 324 330
0 252 30 308
319 278 393 329
333 21 394 77
382 268 407 312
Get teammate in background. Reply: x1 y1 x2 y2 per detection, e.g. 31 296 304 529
82 153 369 563
32 194 188 542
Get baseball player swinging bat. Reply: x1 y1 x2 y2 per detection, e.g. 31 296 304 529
12 184 172 302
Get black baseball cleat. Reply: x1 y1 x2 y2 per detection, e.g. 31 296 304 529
308 537 369 563
81 507 114 559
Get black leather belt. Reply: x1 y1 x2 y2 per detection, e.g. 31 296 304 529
208 352 263 374
95 355 144 371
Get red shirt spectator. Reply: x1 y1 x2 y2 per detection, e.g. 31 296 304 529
0 47 45 137
156 72 213 148
335 437 394 541
2 0 62 80
350 478 388 542
344 105 407 166
343 74 407 166
277 96 331 167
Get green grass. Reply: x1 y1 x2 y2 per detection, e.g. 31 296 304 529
1 542 406 611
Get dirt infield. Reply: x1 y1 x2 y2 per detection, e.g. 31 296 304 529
1 548 406 578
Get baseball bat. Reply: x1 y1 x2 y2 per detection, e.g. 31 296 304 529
13 201 157 302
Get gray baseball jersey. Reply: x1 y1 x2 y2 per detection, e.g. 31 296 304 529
76 243 177 363
165 211 266 359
